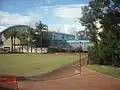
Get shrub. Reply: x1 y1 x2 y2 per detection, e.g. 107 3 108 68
88 46 100 64
47 47 58 53
88 40 120 67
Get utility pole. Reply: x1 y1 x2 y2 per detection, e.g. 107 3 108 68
79 42 82 75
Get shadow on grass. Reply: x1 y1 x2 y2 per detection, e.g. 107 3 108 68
0 52 25 54
16 76 29 81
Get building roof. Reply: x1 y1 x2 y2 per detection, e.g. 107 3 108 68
54 32 75 36
48 31 75 36
67 40 90 43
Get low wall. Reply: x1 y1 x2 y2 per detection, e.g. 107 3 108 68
14 46 48 53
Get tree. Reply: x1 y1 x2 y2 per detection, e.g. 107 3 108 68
2 25 34 52
3 27 18 52
79 0 120 66
18 27 36 53
2 22 49 53
27 27 36 53
76 30 90 40
35 21 48 53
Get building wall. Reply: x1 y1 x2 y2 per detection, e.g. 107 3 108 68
1 31 90 52
43 31 75 47
66 40 92 51
2 34 20 51
50 32 75 48
52 32 75 41
0 33 3 48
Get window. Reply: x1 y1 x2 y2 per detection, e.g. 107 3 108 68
53 34 55 39
62 35 64 39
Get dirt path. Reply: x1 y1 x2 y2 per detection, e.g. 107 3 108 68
18 61 120 90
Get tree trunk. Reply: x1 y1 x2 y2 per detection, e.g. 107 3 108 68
11 37 13 52
13 37 15 52
30 41 32 53
36 46 37 53
27 44 29 53
22 44 23 52
41 33 42 53
31 45 32 53
35 41 37 53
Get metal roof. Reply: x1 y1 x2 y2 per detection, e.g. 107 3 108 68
67 40 90 43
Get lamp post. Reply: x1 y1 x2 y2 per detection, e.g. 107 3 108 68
79 42 82 75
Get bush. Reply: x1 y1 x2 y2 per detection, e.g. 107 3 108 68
111 40 120 67
75 47 83 53
48 47 67 53
88 40 120 67
57 47 66 52
47 47 58 53
66 48 77 53
88 46 101 64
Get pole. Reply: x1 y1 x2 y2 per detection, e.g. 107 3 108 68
79 42 82 75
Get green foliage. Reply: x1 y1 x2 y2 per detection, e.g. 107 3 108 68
35 21 48 47
76 30 90 40
2 21 49 52
47 47 58 53
88 46 100 64
2 26 20 52
80 0 120 67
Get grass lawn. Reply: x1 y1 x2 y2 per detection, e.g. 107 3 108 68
0 54 86 76
86 65 120 79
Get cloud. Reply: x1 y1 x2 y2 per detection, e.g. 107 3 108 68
63 23 85 35
45 0 51 4
0 26 7 32
54 7 82 19
38 4 86 9
0 10 41 28
54 5 84 19
51 4 86 34
0 11 32 26
0 4 87 34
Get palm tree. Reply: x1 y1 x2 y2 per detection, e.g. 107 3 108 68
27 27 36 53
13 29 18 52
17 30 28 52
2 27 18 52
17 27 36 53
2 25 31 52
35 21 48 53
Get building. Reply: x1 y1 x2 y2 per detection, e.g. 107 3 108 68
45 32 91 51
42 31 75 47
51 32 75 47
0 32 20 51
0 32 3 49
67 40 92 51
1 29 91 52
52 32 75 41
0 30 75 52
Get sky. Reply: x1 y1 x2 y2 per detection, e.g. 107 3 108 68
0 0 89 35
